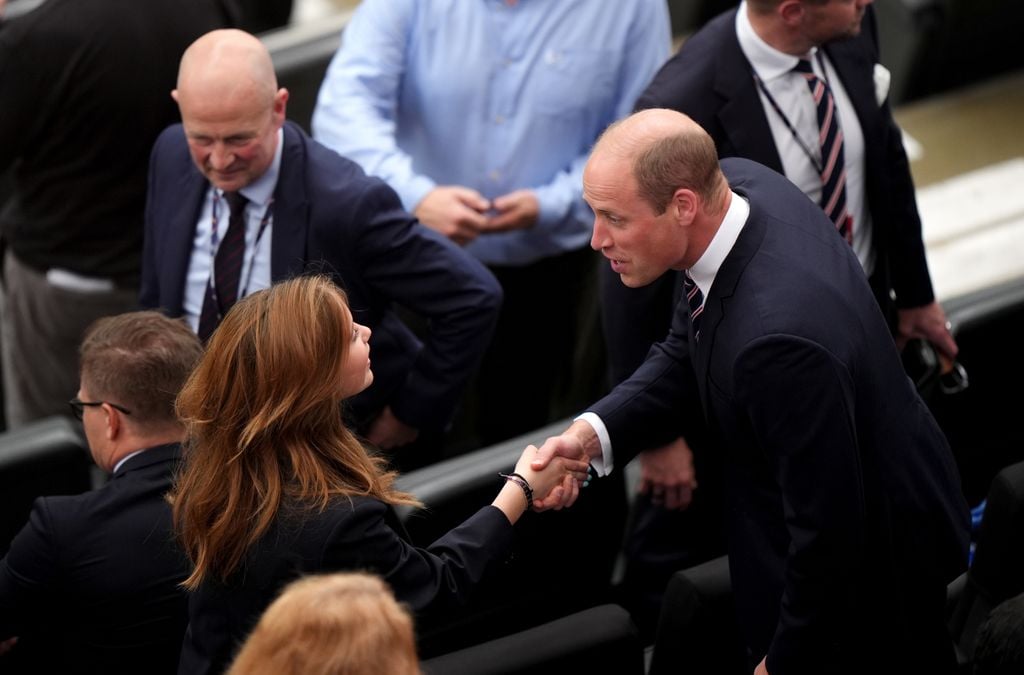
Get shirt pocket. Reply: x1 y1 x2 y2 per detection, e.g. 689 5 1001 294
529 48 617 118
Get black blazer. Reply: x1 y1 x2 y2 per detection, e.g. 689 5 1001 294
179 499 514 675
141 121 502 431
592 159 969 674
604 6 933 377
0 444 187 675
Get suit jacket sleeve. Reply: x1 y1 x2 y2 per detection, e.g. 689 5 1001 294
321 499 513 616
735 335 866 672
0 499 62 639
591 304 698 464
343 179 502 429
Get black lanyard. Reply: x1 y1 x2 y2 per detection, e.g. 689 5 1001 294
752 52 833 175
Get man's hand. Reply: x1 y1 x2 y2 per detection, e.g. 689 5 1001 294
530 420 598 511
638 437 698 511
897 301 958 363
485 189 539 233
365 406 419 450
414 186 490 246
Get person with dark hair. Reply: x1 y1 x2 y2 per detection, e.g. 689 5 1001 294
172 276 586 675
0 0 232 429
142 29 501 465
973 592 1024 675
0 311 202 674
227 572 421 675
532 109 969 674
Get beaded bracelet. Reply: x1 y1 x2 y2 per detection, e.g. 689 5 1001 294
499 472 534 511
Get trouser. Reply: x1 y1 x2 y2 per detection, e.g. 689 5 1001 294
474 247 599 447
1 251 138 428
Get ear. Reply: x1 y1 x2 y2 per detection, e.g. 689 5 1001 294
670 188 699 227
778 0 805 27
103 403 122 442
272 88 289 127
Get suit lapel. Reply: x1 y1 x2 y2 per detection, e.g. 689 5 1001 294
823 38 879 150
270 123 311 281
164 167 208 315
693 181 766 409
715 15 785 173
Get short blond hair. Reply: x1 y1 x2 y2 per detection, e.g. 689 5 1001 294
227 572 420 675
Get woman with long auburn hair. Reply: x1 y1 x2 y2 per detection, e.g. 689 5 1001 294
172 276 586 675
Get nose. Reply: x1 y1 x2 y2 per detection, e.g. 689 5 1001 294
590 219 609 251
209 143 233 171
359 323 371 341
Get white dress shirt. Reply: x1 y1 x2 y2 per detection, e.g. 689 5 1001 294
735 1 874 275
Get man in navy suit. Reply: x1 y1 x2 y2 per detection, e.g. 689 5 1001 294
605 0 961 632
0 311 202 674
141 30 501 457
534 109 968 674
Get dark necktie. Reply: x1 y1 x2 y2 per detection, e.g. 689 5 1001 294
197 191 248 342
793 57 853 244
684 272 705 341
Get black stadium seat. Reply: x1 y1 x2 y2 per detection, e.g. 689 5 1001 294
648 555 747 675
421 603 643 675
0 416 92 556
948 459 1024 670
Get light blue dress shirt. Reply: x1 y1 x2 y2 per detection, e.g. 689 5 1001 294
313 0 670 266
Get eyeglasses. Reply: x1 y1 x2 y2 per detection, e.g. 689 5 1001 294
68 397 132 421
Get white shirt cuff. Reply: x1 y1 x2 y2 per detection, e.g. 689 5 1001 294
575 412 614 476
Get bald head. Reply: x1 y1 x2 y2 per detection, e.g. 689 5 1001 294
176 29 278 110
593 109 726 215
172 29 288 192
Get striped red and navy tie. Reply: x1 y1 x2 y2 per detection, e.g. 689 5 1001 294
794 57 853 244
684 272 705 341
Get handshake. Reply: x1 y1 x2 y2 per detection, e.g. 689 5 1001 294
500 421 599 516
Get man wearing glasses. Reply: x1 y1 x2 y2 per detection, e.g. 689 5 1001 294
0 311 201 675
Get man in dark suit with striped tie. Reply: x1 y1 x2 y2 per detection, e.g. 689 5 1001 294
603 0 961 634
533 109 969 674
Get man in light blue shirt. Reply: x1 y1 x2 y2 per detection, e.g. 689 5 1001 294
313 0 670 443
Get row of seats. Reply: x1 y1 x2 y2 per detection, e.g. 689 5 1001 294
2 277 1024 671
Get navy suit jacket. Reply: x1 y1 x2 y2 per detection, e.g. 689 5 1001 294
0 444 188 675
604 7 933 379
179 499 514 675
141 121 502 431
592 159 968 674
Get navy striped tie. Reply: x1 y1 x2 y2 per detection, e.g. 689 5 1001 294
794 57 853 243
684 272 705 341
197 192 248 342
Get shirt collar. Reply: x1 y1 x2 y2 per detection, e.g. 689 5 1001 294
687 190 750 299
112 448 147 475
235 127 283 207
736 1 818 82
